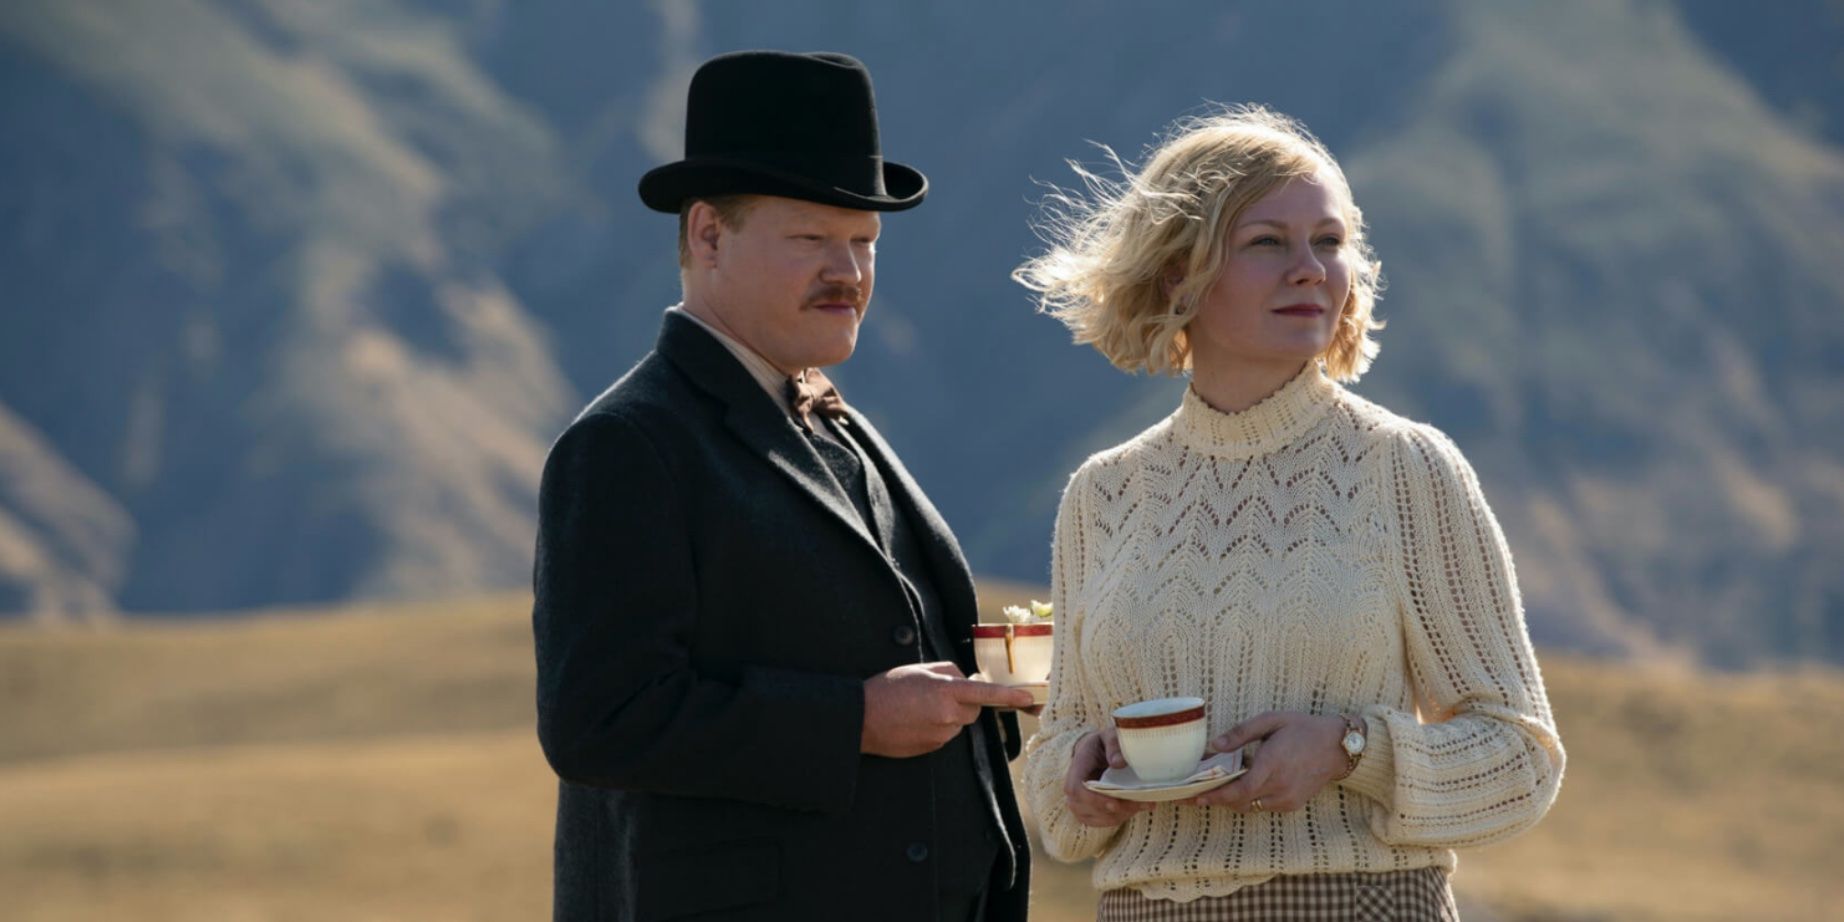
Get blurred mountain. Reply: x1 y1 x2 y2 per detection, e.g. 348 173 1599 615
1673 0 1844 146
1 0 1840 667
0 0 574 611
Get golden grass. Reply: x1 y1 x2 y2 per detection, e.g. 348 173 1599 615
2 592 1841 920
1451 659 1844 921
0 594 536 766
0 730 551 922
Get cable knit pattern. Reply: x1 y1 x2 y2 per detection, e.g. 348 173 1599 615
1022 364 1564 903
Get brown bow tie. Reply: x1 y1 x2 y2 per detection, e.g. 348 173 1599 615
786 368 848 431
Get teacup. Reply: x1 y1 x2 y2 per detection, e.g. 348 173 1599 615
1112 697 1208 783
972 623 1053 687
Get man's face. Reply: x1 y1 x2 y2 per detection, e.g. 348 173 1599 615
700 195 881 374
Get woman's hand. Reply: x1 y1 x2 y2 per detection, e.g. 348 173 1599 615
1063 728 1156 827
1184 711 1348 813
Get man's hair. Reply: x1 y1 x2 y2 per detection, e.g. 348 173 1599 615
678 194 759 267
1012 104 1384 381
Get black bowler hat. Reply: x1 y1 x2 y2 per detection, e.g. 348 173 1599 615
637 50 927 213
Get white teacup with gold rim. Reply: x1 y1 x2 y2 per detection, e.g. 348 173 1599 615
972 623 1052 702
1112 697 1208 783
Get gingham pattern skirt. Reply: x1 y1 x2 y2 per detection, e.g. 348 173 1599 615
1096 868 1458 921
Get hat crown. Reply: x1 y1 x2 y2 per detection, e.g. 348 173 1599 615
636 50 925 213
686 52 881 159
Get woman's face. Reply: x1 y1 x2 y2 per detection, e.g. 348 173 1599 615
1185 174 1354 379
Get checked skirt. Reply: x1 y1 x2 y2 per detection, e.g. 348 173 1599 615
1095 868 1458 921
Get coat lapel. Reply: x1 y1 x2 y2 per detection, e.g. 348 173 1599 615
654 313 884 555
841 406 981 630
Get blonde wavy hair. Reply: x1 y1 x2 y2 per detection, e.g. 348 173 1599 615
1013 104 1383 380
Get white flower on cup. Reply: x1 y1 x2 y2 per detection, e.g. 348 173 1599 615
1001 600 1053 624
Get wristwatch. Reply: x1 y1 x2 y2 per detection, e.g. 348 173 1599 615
1334 714 1367 780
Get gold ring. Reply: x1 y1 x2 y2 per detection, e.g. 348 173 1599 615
1250 797 1264 813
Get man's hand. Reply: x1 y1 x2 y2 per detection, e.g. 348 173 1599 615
862 662 1036 757
1063 728 1155 826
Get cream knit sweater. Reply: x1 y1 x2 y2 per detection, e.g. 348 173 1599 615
1022 364 1565 902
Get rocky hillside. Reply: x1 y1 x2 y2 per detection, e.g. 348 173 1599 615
1 0 1840 666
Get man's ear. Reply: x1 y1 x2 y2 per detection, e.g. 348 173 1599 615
687 201 724 267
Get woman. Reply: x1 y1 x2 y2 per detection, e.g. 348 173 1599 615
1013 105 1564 920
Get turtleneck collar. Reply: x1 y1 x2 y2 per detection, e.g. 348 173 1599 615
1172 363 1339 460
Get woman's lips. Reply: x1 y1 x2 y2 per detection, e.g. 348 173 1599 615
1274 305 1325 317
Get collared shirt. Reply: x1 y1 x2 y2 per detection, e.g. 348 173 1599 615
667 304 796 419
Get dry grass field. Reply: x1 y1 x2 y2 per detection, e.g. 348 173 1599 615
2 589 1841 921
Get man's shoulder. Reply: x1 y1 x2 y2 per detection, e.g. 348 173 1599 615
539 352 725 484
541 355 712 465
571 351 705 428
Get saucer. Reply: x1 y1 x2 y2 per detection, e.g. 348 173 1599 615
970 676 1048 708
1084 750 1246 803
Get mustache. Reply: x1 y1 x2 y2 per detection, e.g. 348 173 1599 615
805 285 865 310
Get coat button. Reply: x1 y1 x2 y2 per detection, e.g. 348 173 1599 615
905 842 929 863
891 624 916 646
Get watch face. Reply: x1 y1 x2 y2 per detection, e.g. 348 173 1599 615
1344 731 1366 754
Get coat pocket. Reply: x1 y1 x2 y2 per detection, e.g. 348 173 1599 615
635 836 780 921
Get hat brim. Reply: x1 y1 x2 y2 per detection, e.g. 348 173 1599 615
638 157 927 213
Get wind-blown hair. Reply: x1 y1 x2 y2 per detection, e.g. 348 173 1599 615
1013 104 1383 380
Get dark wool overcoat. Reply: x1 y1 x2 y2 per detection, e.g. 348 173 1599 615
532 312 1031 922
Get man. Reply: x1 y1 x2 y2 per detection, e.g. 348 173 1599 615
532 51 1035 922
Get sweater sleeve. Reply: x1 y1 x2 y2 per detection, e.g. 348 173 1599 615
1021 465 1123 862
1337 424 1566 848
